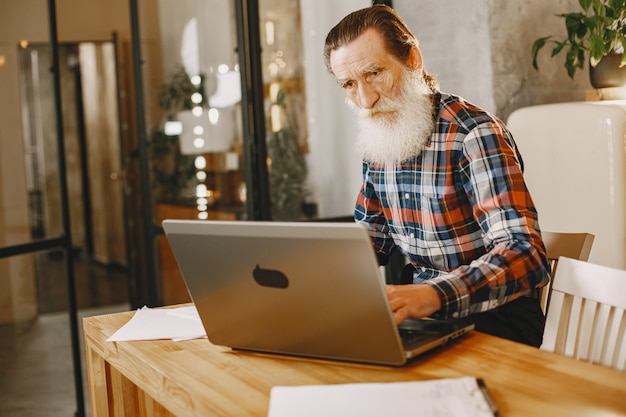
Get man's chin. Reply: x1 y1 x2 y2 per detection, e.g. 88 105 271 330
367 111 398 125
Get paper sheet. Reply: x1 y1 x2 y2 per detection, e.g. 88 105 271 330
106 306 207 342
267 377 496 417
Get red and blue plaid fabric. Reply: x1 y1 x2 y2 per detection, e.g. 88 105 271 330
355 92 550 319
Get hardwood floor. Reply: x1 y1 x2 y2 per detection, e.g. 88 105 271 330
0 254 130 417
34 251 130 314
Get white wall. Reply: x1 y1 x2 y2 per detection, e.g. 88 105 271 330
157 0 237 81
395 0 496 113
300 0 369 218
396 0 586 122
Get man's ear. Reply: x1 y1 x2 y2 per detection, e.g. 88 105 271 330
409 46 423 71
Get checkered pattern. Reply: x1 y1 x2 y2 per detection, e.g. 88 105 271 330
355 92 550 319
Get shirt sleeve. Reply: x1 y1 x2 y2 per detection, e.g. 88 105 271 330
354 162 395 266
424 121 551 318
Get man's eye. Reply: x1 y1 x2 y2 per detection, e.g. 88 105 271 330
343 81 355 89
369 70 382 80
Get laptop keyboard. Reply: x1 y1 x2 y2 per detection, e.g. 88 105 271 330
398 328 437 348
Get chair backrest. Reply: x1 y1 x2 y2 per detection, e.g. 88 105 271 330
541 257 626 372
541 231 595 312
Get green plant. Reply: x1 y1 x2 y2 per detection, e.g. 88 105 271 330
531 0 626 79
156 65 205 113
267 89 308 221
149 65 205 201
149 127 196 202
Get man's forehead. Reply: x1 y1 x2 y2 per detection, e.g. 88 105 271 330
329 29 387 74
335 28 384 55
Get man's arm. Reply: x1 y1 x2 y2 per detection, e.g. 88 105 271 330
424 122 550 319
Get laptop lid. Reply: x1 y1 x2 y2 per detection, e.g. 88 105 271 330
162 220 473 366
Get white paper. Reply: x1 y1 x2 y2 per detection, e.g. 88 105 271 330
106 306 207 342
267 377 495 417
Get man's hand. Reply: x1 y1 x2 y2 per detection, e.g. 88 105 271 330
386 284 442 325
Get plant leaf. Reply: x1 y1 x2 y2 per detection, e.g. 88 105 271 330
532 0 626 79
531 36 550 69
580 0 593 12
551 41 567 57
563 13 587 42
589 33 606 64
614 0 626 14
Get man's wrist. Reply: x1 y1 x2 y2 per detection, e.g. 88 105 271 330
421 283 443 312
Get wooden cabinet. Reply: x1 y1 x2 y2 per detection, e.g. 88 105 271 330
157 203 238 305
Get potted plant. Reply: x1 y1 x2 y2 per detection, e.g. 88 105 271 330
149 65 202 202
531 0 626 88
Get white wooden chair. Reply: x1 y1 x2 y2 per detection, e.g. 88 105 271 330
541 231 595 313
541 257 626 372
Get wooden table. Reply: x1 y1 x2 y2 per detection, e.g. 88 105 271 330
83 307 626 417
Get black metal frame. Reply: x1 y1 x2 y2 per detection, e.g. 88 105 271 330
128 0 161 308
71 52 95 258
44 3 85 415
234 0 272 221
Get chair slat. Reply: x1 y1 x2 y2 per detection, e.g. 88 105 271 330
541 257 626 373
612 314 626 371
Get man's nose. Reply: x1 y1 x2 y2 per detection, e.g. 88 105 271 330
356 82 379 109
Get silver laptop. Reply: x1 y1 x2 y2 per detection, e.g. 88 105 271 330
162 219 474 366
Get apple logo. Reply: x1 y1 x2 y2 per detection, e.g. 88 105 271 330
253 264 289 289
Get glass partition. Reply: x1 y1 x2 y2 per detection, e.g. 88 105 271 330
0 28 84 417
148 0 373 303
259 0 311 220
150 0 245 222
18 42 127 266
149 0 371 224
1 2 135 415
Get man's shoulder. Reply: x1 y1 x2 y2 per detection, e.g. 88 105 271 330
437 92 501 131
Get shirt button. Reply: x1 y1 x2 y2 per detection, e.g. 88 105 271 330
421 266 426 272
410 233 415 239
404 193 410 199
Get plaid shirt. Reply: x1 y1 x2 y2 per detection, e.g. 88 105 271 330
355 92 550 319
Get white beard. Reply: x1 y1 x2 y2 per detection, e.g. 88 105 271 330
349 70 435 165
